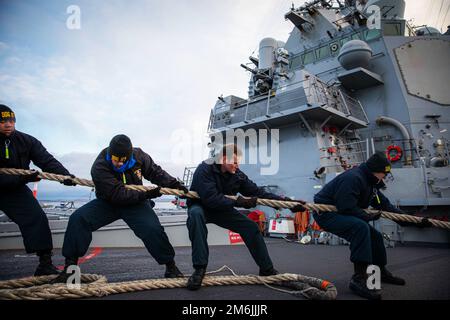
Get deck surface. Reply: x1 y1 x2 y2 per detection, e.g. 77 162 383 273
1 239 449 300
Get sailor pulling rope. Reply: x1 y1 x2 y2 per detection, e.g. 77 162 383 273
0 167 448 230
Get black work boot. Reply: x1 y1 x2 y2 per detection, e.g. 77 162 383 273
186 267 206 291
349 262 381 300
164 261 184 278
34 251 60 276
381 267 406 286
259 267 279 276
349 273 381 300
50 258 78 284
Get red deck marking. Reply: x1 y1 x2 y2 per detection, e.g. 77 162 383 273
271 220 277 231
57 247 103 270
229 231 243 244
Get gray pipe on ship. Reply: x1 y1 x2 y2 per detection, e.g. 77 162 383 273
376 116 413 165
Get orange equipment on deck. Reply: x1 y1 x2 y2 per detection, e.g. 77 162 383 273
247 210 267 234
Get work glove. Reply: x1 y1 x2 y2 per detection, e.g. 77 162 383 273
145 186 162 199
171 181 189 194
61 174 77 186
284 198 307 212
20 171 41 184
417 217 433 228
235 196 258 209
363 210 382 222
396 212 433 228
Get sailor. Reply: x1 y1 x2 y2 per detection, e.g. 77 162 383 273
54 134 188 281
185 144 305 290
0 104 77 276
313 151 432 300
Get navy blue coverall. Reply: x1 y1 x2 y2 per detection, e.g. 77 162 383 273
186 161 285 270
62 147 180 264
0 130 71 253
313 163 403 266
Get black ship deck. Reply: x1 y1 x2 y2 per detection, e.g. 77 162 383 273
1 239 449 300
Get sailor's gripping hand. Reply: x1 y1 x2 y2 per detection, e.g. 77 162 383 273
235 196 258 209
61 174 77 186
362 210 382 222
172 180 189 194
284 198 307 213
20 171 41 184
145 186 162 199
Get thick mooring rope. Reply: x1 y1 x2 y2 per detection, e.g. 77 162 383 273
1 168 448 229
0 272 337 300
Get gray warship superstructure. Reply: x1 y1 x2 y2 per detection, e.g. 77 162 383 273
206 0 450 245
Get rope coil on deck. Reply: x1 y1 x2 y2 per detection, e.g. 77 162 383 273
0 272 337 300
1 168 448 229
0 274 106 290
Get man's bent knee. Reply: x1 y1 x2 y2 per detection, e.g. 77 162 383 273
188 206 205 221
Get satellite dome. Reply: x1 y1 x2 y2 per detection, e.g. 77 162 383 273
338 39 373 70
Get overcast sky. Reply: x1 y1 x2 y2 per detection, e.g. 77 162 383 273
0 0 448 199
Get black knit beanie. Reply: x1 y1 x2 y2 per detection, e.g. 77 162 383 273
108 134 133 161
366 151 391 173
0 104 16 122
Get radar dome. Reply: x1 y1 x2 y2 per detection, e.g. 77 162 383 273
338 40 373 70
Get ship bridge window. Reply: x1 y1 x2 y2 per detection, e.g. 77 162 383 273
363 28 381 41
302 50 316 65
383 22 402 35
290 55 303 69
340 36 351 46
351 32 362 40
315 45 330 60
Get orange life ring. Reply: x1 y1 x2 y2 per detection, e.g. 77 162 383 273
386 145 402 162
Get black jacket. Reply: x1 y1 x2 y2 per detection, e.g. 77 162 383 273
0 130 70 191
314 163 402 220
92 147 179 205
187 160 285 212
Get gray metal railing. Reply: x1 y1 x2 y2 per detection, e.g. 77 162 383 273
319 138 370 170
309 76 369 124
339 91 369 123
182 167 197 188
207 109 214 132
209 73 368 131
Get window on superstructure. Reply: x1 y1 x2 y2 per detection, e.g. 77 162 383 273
340 36 351 46
363 29 381 41
290 55 302 69
315 45 330 60
351 32 362 40
302 50 315 65
383 22 402 35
